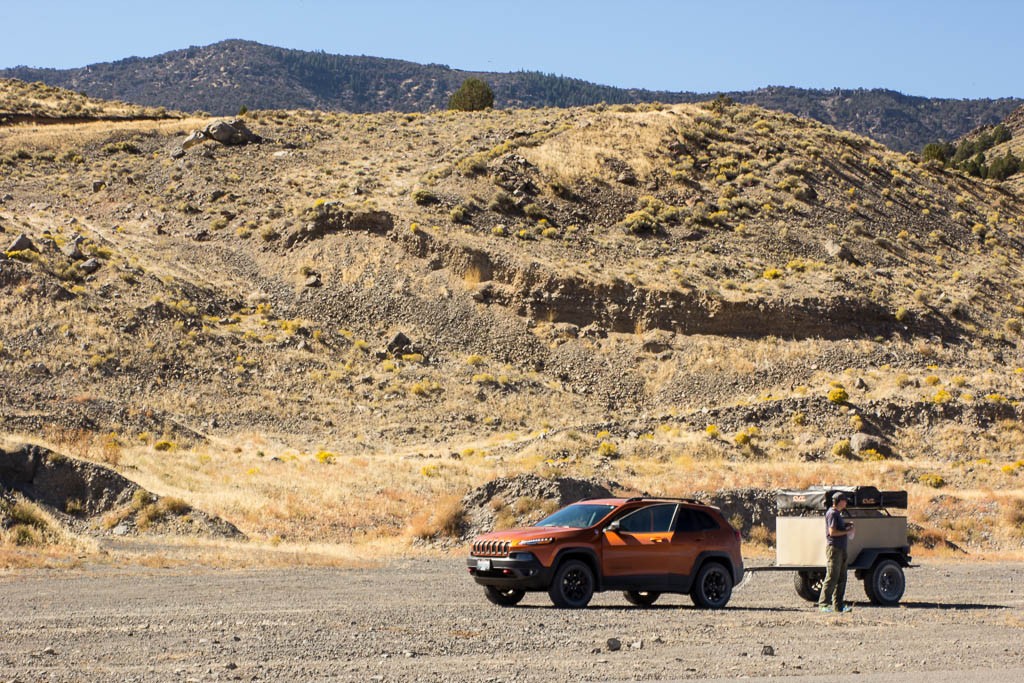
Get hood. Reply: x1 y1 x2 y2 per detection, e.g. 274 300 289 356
473 526 578 546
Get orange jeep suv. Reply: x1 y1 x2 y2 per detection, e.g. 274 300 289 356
466 497 743 609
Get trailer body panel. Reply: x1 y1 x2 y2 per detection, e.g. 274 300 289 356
776 515 907 566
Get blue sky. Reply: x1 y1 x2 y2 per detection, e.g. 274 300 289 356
2 0 1021 99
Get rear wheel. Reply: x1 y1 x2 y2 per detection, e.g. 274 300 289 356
864 559 905 606
484 586 525 607
794 571 825 602
690 562 733 609
548 559 594 609
623 590 661 607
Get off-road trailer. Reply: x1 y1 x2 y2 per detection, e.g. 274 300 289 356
744 486 913 606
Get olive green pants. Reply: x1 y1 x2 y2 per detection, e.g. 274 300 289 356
817 545 848 609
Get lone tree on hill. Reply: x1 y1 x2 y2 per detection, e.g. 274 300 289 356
448 78 494 111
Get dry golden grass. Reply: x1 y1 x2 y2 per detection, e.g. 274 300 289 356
0 77 174 121
524 106 683 183
0 117 201 156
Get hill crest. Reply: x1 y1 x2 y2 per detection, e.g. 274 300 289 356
2 39 1021 152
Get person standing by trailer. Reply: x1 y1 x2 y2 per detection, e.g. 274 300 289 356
817 492 855 612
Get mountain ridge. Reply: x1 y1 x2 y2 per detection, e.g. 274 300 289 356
2 38 1021 152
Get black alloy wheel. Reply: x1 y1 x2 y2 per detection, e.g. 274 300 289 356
548 559 595 608
691 562 733 609
864 559 905 606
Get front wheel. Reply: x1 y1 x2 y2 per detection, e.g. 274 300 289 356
484 586 525 607
864 559 905 606
548 559 595 608
794 571 825 602
690 562 733 609
623 590 661 607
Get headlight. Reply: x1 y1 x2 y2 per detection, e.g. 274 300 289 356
517 537 554 546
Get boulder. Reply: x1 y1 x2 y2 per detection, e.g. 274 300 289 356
850 432 890 456
79 258 101 275
181 119 263 151
7 233 37 253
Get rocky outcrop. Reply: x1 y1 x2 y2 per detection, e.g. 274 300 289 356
285 202 394 248
0 444 243 539
179 119 262 152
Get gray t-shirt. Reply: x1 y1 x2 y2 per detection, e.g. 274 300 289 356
825 507 849 549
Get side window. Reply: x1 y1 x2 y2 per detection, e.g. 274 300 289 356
617 504 677 533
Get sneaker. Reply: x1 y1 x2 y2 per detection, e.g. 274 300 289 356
838 604 853 613
818 605 834 613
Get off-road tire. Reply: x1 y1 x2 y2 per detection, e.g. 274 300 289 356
864 559 905 606
548 559 595 609
623 590 661 607
484 586 525 607
690 562 733 609
794 571 825 602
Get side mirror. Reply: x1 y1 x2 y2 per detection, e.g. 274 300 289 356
605 520 621 533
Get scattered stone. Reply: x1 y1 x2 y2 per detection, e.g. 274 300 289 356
855 377 869 390
43 647 56 656
606 638 621 652
387 332 413 355
225 662 238 670
304 274 321 288
79 258 101 275
629 640 644 650
62 241 84 260
7 233 37 253
762 645 775 656
92 180 106 193
824 239 857 264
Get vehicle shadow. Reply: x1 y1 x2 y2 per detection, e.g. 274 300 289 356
514 605 804 612
873 601 1007 610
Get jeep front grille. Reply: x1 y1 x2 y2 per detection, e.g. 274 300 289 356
472 540 511 557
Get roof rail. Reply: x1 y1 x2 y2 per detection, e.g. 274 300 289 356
625 496 704 505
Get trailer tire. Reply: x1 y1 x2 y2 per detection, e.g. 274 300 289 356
794 571 825 602
864 559 905 606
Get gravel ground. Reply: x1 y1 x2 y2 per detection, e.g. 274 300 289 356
1 559 1022 682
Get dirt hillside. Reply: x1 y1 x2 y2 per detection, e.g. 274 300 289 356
1 87 1023 557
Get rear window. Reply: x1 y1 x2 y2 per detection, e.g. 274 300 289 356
537 504 616 529
676 508 721 532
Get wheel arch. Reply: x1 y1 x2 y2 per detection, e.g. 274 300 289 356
851 546 911 572
551 547 602 589
693 551 741 587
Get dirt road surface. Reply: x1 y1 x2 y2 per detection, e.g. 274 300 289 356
1 559 1022 682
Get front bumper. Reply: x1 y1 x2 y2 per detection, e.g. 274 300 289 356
466 553 553 591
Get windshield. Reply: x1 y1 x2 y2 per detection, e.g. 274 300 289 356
536 504 616 529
